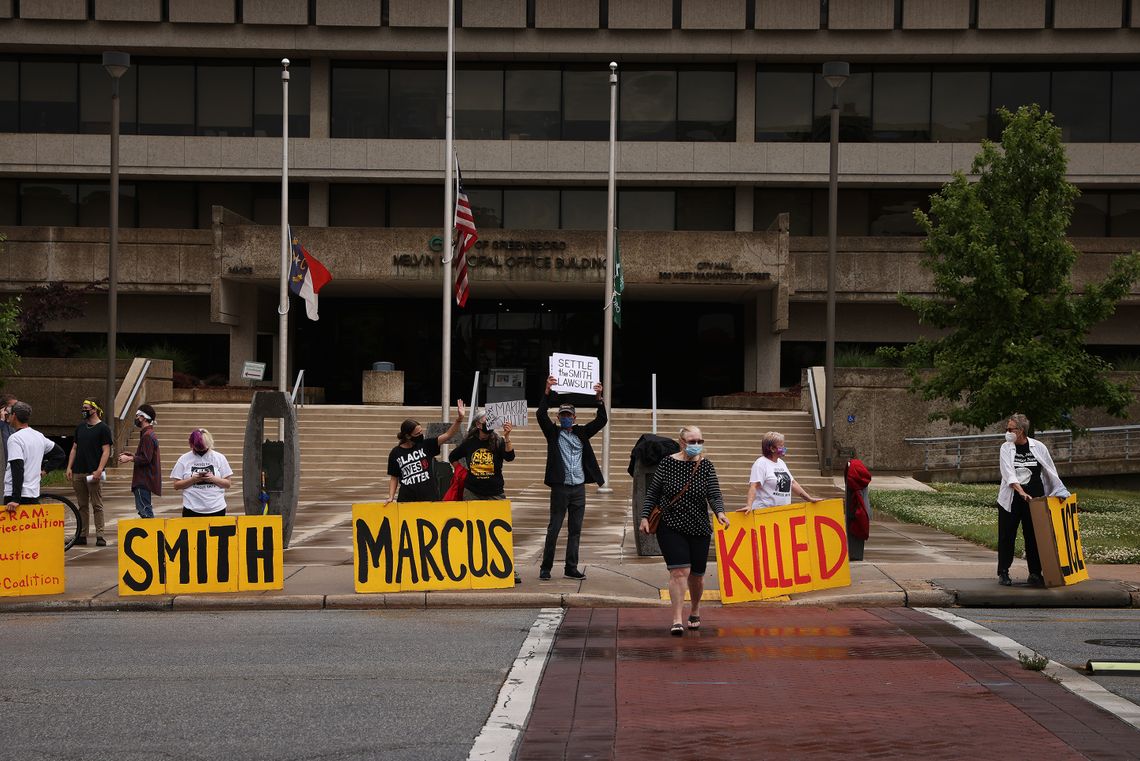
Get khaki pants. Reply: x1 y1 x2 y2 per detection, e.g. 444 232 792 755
72 473 105 539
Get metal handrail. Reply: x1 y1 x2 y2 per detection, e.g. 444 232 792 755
118 358 152 420
806 366 822 431
905 424 1140 470
290 369 306 406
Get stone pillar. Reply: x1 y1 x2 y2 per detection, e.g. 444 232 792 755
744 291 782 392
309 57 330 139
309 181 329 227
735 185 754 232
736 60 756 144
219 280 259 385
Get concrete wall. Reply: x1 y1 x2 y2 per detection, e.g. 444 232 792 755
18 0 86 20
828 0 895 29
755 0 820 29
609 0 672 29
318 0 383 26
1053 0 1124 28
169 0 235 24
535 0 598 28
463 0 525 28
244 0 308 25
387 0 444 27
94 0 162 22
681 0 745 29
977 0 1046 29
902 0 970 28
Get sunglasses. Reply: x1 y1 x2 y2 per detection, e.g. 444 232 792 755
683 438 704 445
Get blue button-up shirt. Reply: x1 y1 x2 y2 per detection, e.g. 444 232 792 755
557 429 585 486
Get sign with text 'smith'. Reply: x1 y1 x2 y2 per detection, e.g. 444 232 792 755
0 503 65 596
549 353 599 395
484 399 528 428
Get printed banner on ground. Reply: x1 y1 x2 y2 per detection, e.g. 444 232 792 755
0 502 65 596
484 399 528 428
118 515 284 596
548 352 600 395
353 500 514 593
1029 494 1089 587
714 498 850 604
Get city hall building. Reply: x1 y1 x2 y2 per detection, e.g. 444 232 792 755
1 0 1138 408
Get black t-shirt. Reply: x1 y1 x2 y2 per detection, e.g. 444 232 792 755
387 438 443 502
449 436 516 497
1013 442 1045 501
73 420 114 473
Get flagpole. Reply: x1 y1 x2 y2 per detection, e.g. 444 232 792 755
599 61 617 493
278 58 290 394
441 0 455 427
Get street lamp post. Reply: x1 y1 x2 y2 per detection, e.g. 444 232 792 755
822 60 848 475
103 51 130 425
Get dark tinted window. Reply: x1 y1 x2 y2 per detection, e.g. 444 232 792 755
678 70 734 141
676 188 734 230
814 71 871 141
198 182 254 227
20 61 78 133
0 61 16 133
251 183 308 226
561 188 606 229
619 189 674 230
755 189 813 234
812 189 870 236
868 190 928 236
0 180 17 225
457 69 504 139
330 65 388 139
1111 71 1140 142
20 182 77 226
620 70 676 140
390 68 444 139
873 71 930 141
1070 192 1108 236
505 69 560 139
1109 193 1140 237
562 69 609 140
138 182 196 228
138 63 195 136
1052 70 1110 142
989 71 1050 139
931 71 988 142
198 65 254 137
504 189 559 229
78 182 137 227
390 186 444 227
255 63 310 137
756 71 813 141
466 188 503 229
79 62 138 134
330 184 387 227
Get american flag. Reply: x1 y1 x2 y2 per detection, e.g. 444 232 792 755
453 160 477 307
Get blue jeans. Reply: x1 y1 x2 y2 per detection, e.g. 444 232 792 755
132 486 154 518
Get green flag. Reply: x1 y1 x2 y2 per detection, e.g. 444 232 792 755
612 228 624 327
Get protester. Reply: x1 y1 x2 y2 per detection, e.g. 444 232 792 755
536 375 608 581
0 392 16 450
449 413 522 583
997 413 1070 587
385 400 466 502
66 397 114 546
740 431 821 511
4 402 58 514
117 405 161 518
639 426 730 636
170 428 233 517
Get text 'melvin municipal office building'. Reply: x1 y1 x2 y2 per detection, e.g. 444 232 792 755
1 0 1139 409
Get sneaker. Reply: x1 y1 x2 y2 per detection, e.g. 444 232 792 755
539 570 551 581
514 572 522 585
998 571 1012 586
75 537 88 546
95 537 107 547
564 568 586 580
1026 573 1045 587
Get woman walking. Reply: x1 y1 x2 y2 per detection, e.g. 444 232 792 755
170 428 233 517
639 426 730 636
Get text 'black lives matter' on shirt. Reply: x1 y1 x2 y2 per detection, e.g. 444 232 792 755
387 438 443 502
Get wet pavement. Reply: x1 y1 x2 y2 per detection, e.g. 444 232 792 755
517 607 1140 760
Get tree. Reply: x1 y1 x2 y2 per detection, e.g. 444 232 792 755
892 105 1140 432
0 233 18 377
16 281 86 357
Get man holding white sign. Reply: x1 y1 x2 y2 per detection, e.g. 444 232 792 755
536 373 607 581
549 352 600 394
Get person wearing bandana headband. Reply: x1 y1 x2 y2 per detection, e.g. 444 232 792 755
117 405 161 518
66 397 113 546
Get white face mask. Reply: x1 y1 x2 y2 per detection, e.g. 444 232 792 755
1004 432 1016 443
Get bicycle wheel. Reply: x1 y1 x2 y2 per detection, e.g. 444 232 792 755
41 493 82 551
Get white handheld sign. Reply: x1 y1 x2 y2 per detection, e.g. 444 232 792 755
549 353 600 395
484 400 528 429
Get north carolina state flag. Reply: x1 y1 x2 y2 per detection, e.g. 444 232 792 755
288 227 332 321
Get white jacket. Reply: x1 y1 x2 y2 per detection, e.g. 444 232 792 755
997 437 1069 511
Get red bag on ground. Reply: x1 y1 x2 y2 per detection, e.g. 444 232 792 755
443 462 468 501
846 458 872 541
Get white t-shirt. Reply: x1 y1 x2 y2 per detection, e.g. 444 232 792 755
748 456 793 508
4 427 55 499
170 449 233 514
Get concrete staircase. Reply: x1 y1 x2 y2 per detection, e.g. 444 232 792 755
104 402 838 507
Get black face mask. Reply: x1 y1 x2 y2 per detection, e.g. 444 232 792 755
133 418 143 429
82 409 92 419
411 434 425 446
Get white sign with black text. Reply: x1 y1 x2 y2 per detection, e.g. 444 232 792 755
484 400 528 429
549 353 600 395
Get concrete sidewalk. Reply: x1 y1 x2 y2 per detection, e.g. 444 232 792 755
3 480 1138 612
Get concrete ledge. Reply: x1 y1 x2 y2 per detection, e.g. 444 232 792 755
171 594 325 610
564 593 667 608
787 589 906 607
89 597 174 611
0 598 92 612
425 591 564 607
935 578 1135 607
903 585 956 607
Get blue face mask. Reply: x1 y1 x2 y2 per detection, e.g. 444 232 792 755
685 443 703 457
559 417 574 429
777 446 788 457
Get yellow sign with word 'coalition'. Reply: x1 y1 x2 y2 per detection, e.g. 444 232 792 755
714 499 851 604
0 502 66 596
353 500 514 593
118 515 283 596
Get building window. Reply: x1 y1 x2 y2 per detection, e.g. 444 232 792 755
197 65 255 137
504 188 559 229
20 61 78 133
389 68 445 139
755 71 813 141
620 70 677 141
1051 70 1111 143
390 186 444 227
813 71 872 142
678 69 735 141
0 181 17 226
561 188 607 230
867 190 928 236
1109 193 1140 237
0 61 17 133
138 62 195 136
989 71 1050 139
1111 71 1140 142
329 184 388 227
676 188 735 231
20 182 78 226
78 182 137 228
330 65 389 139
619 189 676 230
505 69 560 139
1071 192 1108 236
255 63 310 138
79 62 139 134
872 71 931 141
457 69 504 140
466 188 504 229
562 69 609 140
931 71 988 142
754 189 813 235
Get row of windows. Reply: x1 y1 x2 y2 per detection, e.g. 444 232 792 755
0 58 310 137
758 67 1140 143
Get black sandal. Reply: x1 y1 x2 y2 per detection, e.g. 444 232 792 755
670 623 684 636
687 615 701 630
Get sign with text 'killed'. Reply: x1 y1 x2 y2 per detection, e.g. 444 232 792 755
714 499 850 604
118 515 283 596
1029 494 1089 588
549 353 599 395
484 400 528 429
0 503 65 596
353 501 514 593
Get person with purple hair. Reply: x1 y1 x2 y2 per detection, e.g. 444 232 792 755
170 428 233 517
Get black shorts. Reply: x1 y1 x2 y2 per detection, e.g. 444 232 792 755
657 523 711 575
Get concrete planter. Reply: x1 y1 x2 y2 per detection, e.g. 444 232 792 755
173 387 326 404
702 393 800 411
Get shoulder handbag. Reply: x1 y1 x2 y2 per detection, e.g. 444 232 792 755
646 460 701 534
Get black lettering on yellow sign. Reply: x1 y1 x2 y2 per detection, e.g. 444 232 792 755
118 516 283 596
1059 499 1084 577
353 501 514 592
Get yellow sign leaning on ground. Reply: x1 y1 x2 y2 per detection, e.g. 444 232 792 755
0 502 66 596
714 499 851 604
353 500 514 593
1029 494 1089 587
118 515 284 596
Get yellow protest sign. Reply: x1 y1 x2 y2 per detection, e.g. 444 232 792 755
714 499 850 604
1029 494 1089 587
118 515 284 596
353 500 514 593
0 502 66 596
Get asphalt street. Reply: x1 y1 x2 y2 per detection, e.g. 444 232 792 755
0 610 538 761
954 608 1140 705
